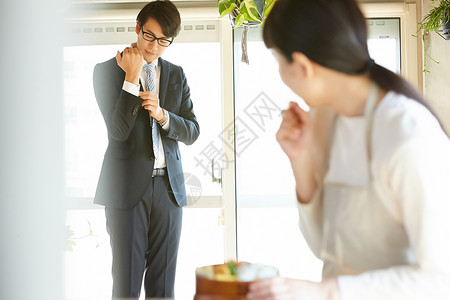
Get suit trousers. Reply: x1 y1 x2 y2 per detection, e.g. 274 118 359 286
105 174 183 299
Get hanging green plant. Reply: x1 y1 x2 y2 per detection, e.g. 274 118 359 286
417 0 450 71
217 0 277 63
218 0 276 27
419 0 450 38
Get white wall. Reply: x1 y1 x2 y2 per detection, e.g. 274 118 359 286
422 0 450 132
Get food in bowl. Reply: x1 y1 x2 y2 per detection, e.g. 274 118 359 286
194 262 279 299
196 261 278 282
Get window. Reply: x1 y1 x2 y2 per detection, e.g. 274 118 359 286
367 18 401 74
233 17 401 281
233 26 322 281
63 7 407 298
63 19 227 299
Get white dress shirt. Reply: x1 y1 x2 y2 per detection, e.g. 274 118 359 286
122 59 169 168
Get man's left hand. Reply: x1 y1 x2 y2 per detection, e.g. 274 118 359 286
139 91 164 121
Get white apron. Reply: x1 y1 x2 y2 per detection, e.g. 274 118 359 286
318 83 410 278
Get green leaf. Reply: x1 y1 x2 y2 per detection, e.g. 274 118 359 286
420 2 450 31
240 0 261 22
263 0 276 18
234 13 245 28
227 262 237 276
218 0 238 18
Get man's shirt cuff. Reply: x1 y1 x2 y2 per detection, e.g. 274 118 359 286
161 114 170 131
122 80 140 97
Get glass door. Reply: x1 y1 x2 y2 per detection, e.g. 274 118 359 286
233 18 401 281
233 26 323 281
63 19 232 299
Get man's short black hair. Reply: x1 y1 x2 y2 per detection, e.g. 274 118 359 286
137 0 181 38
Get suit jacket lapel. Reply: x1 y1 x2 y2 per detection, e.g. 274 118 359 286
158 57 169 108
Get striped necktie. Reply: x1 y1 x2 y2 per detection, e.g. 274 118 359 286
143 62 160 160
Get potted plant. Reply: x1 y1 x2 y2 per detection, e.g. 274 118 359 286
217 0 277 63
419 0 450 40
417 0 450 71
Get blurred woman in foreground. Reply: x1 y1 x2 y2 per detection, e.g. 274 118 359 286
247 0 450 299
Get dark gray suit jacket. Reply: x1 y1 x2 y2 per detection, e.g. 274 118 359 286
93 56 200 209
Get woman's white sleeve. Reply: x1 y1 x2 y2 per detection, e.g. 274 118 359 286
297 183 324 260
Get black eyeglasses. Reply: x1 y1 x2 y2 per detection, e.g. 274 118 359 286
141 28 173 47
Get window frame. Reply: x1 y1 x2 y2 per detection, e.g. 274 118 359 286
361 3 420 91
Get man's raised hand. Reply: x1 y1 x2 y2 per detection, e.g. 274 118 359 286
115 47 143 85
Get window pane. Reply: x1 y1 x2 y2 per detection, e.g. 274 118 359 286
163 42 225 298
64 208 224 299
64 41 225 299
234 18 401 281
64 42 223 200
367 18 401 73
163 42 223 199
233 27 323 281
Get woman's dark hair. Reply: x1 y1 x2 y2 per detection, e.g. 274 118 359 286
137 0 181 38
264 0 446 132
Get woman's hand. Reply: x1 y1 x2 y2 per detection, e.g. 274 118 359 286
247 277 340 300
276 101 313 162
277 101 319 203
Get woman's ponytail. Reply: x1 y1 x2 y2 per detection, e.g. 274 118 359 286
369 63 447 135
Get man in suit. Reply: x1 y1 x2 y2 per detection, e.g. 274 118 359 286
92 1 200 298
